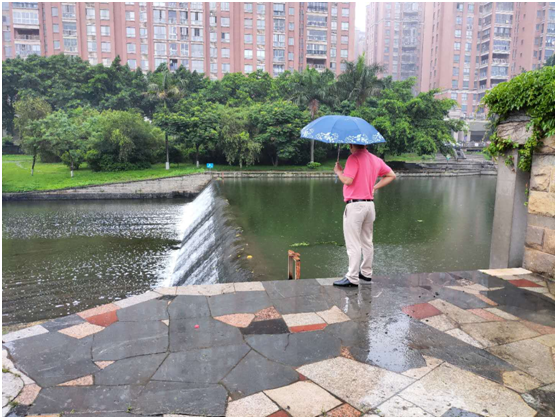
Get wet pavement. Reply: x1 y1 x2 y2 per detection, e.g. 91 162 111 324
2 268 555 417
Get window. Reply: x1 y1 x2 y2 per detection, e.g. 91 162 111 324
451 93 458 100
454 42 461 50
466 30 472 39
191 60 203 73
452 80 458 88
13 11 39 24
87 25 95 35
169 26 177 40
331 6 337 16
62 4 75 18
245 18 253 28
468 4 474 13
210 16 217 26
51 7 58 17
170 43 178 56
101 42 111 52
453 67 459 76
154 9 166 23
140 12 147 22
192 11 202 23
140 28 148 38
210 47 217 57
257 4 265 14
141 44 148 54
288 52 294 61
245 3 253 13
100 26 110 36
168 10 177 23
341 49 348 58
274 18 285 31
456 16 462 25
463 81 469 88
258 19 265 29
141 60 149 69
222 48 230 58
273 64 284 75
221 17 230 27
273 3 285 16
155 42 166 55
126 11 135 21
341 22 349 31
289 7 294 15
100 9 109 20
103 58 112 67
192 44 203 57
180 27 188 40
332 21 337 30
342 8 349 17
180 43 188 55
53 40 60 50
455 30 462 37
221 2 229 11
341 35 348 44
86 8 95 19
453 54 460 62
330 62 336 70
244 49 253 59
245 64 253 73
330 48 337 58
210 63 217 73
221 32 230 42
456 3 463 11
127 27 136 37
245 34 253 44
257 49 265 59
154 26 166 39
257 35 265 45
127 43 136 53
340 62 346 71
273 49 285 61
63 22 77 36
222 63 230 73
209 32 216 42
308 15 327 27
88 41 97 52
128 59 137 69
289 37 294 46
273 34 285 47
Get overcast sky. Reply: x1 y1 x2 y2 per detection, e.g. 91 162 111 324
355 1 369 31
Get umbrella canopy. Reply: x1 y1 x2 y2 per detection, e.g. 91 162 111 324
300 115 386 145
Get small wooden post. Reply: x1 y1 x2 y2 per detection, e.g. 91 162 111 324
288 250 301 280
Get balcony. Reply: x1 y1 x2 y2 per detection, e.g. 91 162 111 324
307 6 327 14
12 2 38 9
307 20 327 28
14 33 39 41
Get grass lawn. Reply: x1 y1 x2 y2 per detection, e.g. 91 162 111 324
2 153 431 193
2 155 203 193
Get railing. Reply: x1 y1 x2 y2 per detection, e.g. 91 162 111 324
14 34 40 40
306 49 326 55
307 6 327 13
307 21 327 27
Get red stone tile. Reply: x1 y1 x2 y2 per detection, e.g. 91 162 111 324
520 319 555 335
401 302 442 319
298 372 308 381
289 323 328 333
326 403 362 417
254 306 282 321
77 303 119 319
508 279 543 288
86 310 119 327
467 308 505 322
475 294 498 306
268 410 290 417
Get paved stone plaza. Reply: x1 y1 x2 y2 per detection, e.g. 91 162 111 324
2 268 555 417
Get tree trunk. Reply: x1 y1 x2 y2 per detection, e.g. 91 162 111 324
273 154 279 167
70 158 74 178
309 104 317 163
165 131 170 170
310 140 315 163
195 145 200 168
239 160 243 169
31 153 36 176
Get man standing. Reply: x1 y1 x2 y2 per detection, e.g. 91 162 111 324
333 144 396 286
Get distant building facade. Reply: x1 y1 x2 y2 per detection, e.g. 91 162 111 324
2 2 357 78
365 2 425 81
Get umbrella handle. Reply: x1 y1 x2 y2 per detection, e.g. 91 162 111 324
337 144 341 162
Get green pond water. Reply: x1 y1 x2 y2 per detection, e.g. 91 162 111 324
2 176 496 325
219 176 497 281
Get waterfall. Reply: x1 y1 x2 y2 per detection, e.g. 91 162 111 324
167 182 249 286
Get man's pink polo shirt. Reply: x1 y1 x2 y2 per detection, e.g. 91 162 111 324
342 149 392 202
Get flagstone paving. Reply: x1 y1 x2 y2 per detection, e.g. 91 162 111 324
2 269 555 417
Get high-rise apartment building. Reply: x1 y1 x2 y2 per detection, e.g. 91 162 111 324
420 2 555 121
365 2 424 81
2 2 356 78
512 2 555 75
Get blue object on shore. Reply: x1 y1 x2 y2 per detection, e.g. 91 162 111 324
206 163 214 169
300 115 386 145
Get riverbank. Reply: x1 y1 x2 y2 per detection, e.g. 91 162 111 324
2 268 554 417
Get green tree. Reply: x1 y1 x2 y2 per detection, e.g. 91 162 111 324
335 54 384 108
290 68 335 162
545 54 555 67
14 96 52 176
156 98 220 167
219 107 261 168
146 68 184 169
249 101 309 166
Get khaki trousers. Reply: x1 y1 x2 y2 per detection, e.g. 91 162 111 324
343 201 376 284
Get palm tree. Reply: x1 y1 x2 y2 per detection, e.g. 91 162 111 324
146 69 183 170
290 68 334 163
335 54 385 108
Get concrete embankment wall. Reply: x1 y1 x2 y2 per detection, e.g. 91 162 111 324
2 173 212 201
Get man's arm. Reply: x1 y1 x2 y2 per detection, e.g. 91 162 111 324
334 162 354 185
373 170 396 192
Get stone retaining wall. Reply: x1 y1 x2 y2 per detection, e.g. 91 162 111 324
524 135 555 278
